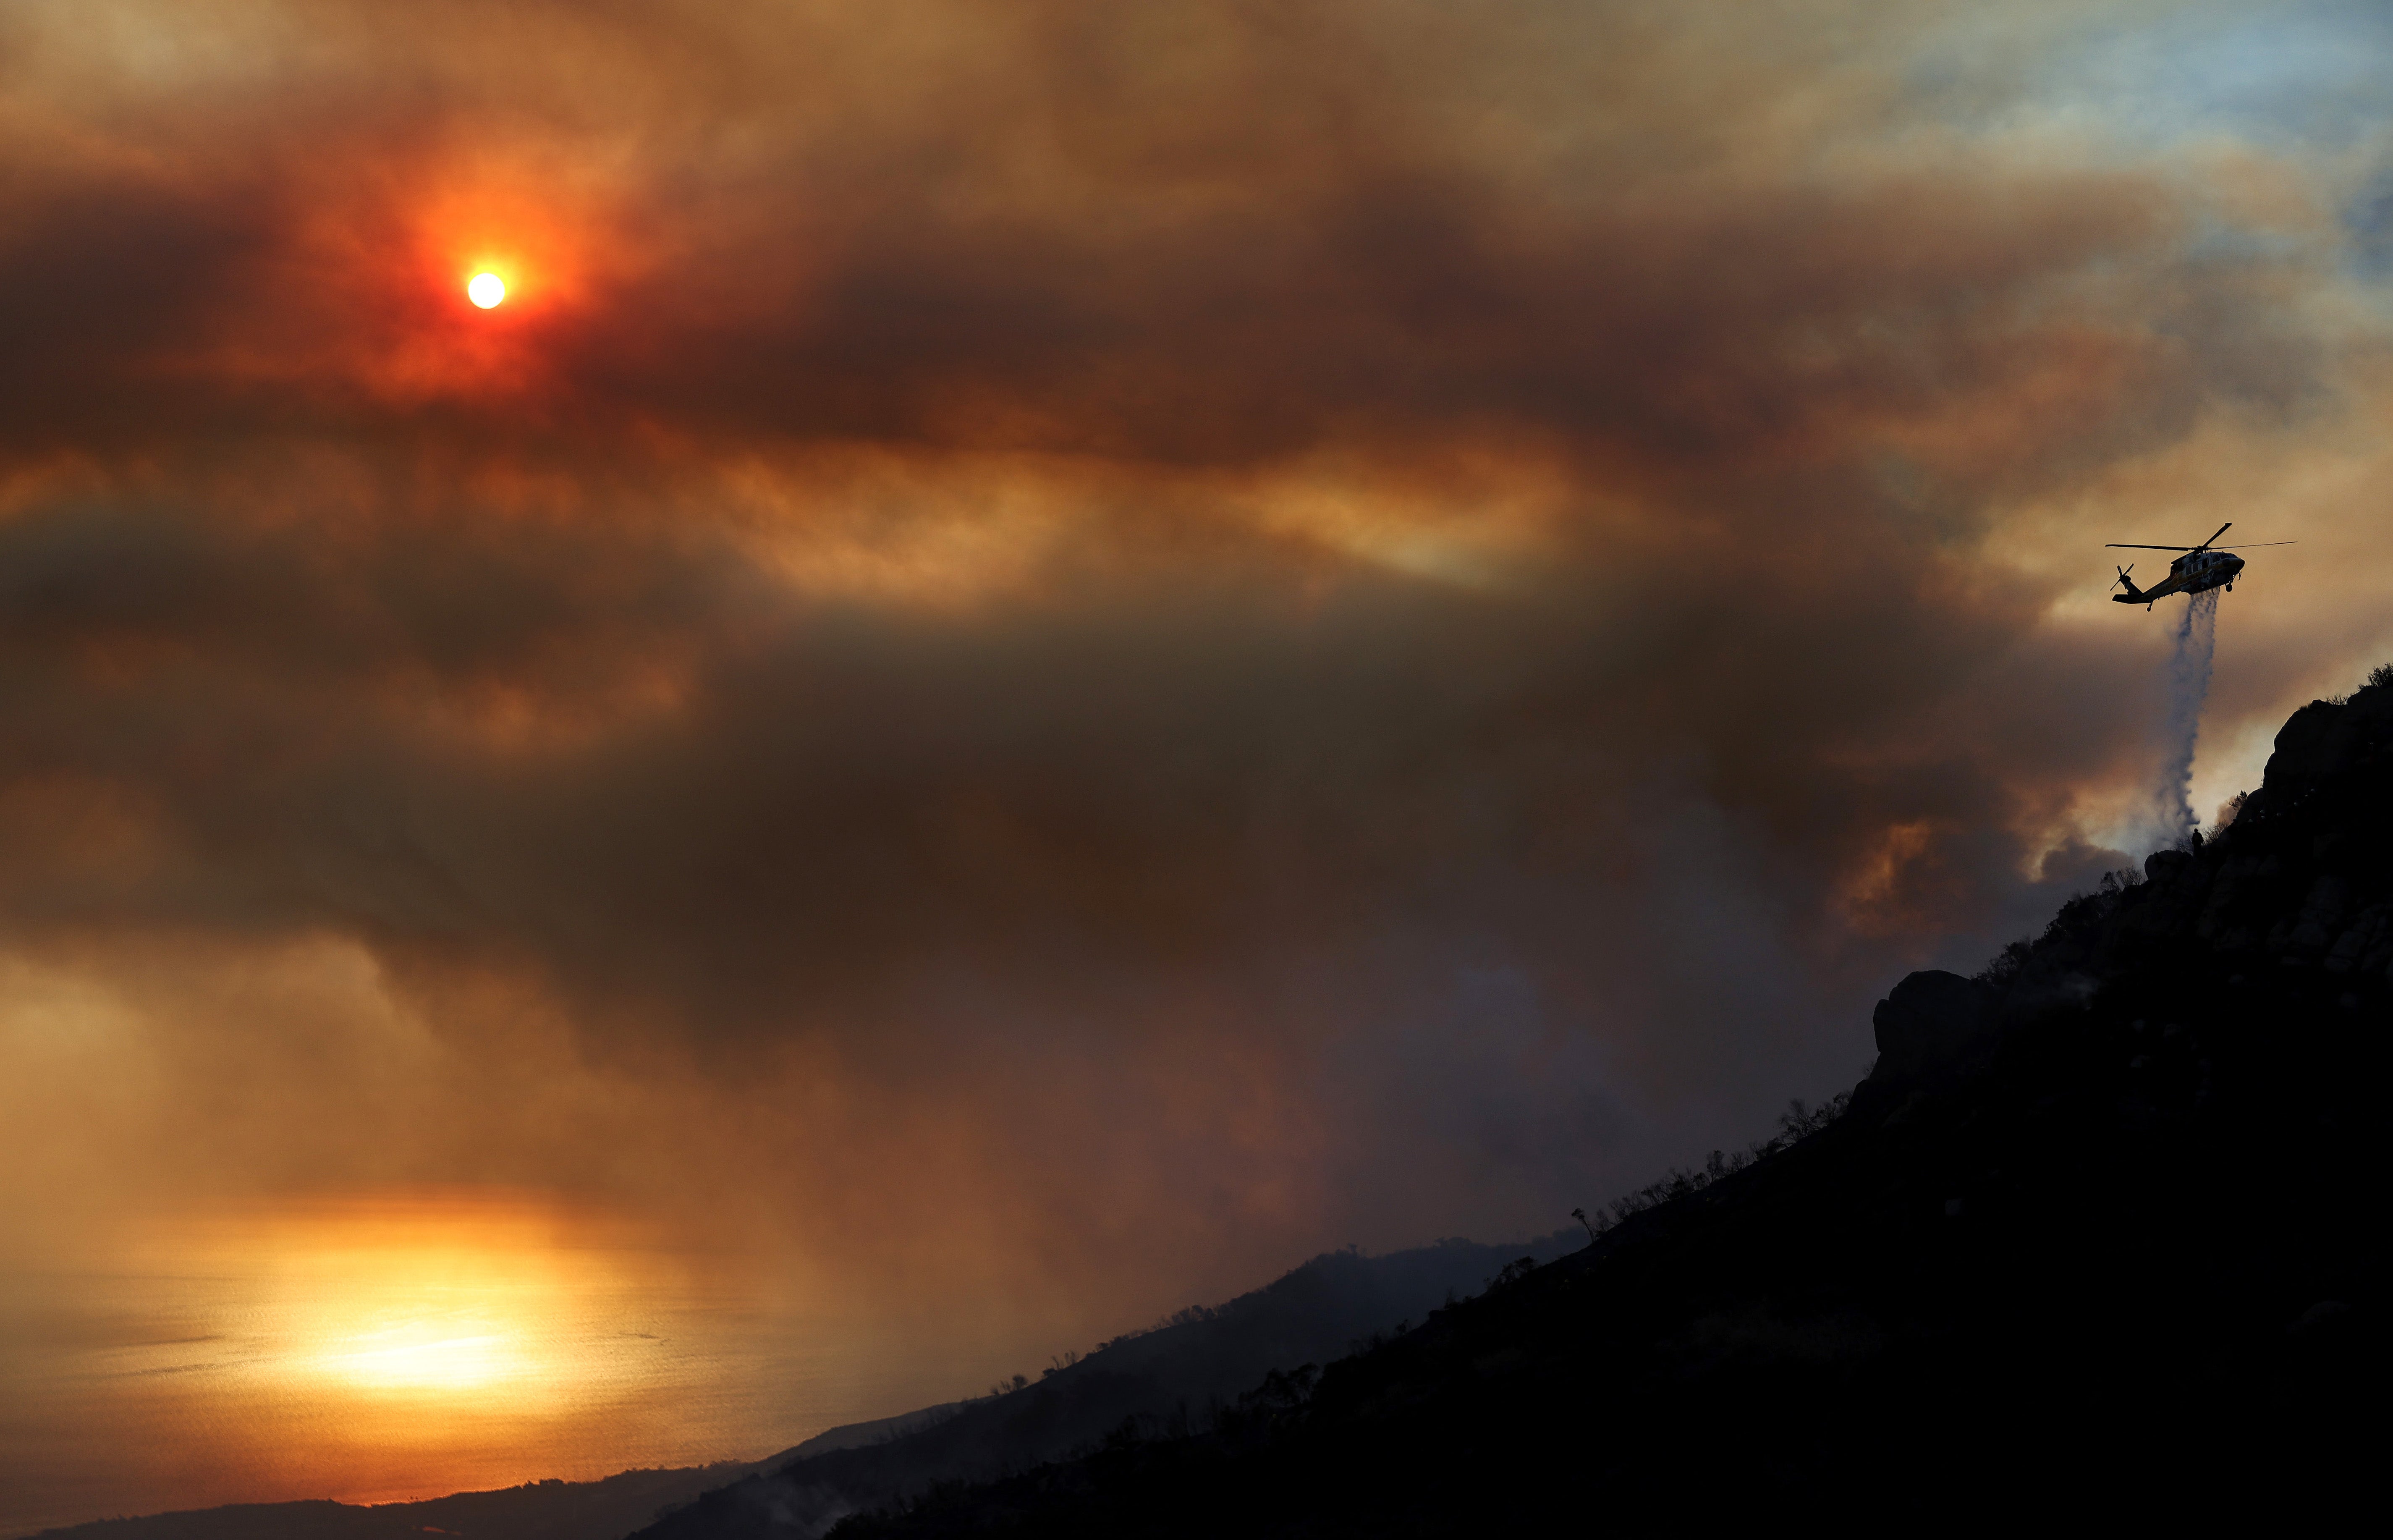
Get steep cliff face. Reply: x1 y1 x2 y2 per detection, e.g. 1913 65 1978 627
831 681 2391 1538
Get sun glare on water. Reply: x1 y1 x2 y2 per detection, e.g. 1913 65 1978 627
8 1186 1008 1527
318 1327 524 1393
267 1195 658 1406
117 1192 676 1421
5 1190 759 1512
467 272 506 308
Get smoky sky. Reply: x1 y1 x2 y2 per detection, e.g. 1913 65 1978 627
3 0 2391 1322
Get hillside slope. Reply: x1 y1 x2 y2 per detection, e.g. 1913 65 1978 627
831 676 2393 1536
631 1239 1572 1540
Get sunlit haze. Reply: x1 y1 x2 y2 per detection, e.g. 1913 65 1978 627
1 1190 1021 1531
4 0 2392 1534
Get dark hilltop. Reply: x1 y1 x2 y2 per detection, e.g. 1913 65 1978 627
779 671 2390 1535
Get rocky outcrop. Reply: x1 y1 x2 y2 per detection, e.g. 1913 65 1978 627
1867 969 1992 1086
2239 676 2393 820
2008 675 2393 978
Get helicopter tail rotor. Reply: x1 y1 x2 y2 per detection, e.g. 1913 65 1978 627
2113 563 2145 604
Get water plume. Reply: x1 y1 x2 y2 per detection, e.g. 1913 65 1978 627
2152 590 2219 849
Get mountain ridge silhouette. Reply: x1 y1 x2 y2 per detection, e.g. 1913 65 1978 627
20 1239 1568 1540
37 673 2390 1538
626 1237 1578 1540
807 670 2391 1536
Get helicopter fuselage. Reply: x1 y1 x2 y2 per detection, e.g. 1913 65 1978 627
2112 548 2243 605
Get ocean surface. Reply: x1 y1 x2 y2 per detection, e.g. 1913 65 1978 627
0 1196 1022 1538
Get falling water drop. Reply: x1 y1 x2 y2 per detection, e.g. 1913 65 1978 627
2152 589 2219 849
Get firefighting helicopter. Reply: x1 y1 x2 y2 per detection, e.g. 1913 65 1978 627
2106 522 2294 610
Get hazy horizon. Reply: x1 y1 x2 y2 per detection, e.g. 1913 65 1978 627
3 1199 1571 1535
1 1188 1152 1534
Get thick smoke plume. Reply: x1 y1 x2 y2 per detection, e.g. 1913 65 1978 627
2153 590 2220 849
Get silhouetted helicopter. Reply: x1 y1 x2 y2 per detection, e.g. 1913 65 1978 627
2106 522 2294 609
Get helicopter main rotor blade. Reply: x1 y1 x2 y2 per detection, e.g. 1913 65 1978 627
2194 521 2232 551
2105 543 2193 550
2210 541 2298 549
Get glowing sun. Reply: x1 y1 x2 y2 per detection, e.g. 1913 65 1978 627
467 272 507 309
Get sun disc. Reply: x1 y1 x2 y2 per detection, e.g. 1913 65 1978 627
467 272 506 309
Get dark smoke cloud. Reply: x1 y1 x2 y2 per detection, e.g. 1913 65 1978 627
0 0 2384 1330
